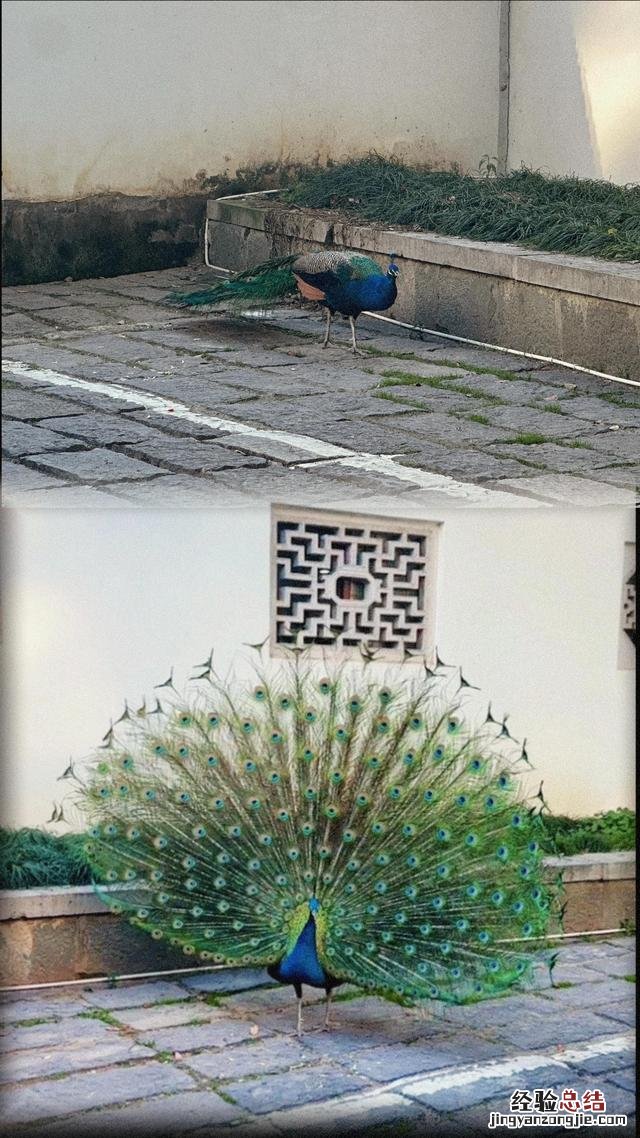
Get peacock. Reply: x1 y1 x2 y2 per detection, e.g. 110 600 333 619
168 251 399 354
75 650 559 1036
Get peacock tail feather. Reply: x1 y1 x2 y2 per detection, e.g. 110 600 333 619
76 654 559 1004
168 256 300 310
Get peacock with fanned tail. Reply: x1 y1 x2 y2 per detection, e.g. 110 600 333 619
168 251 399 354
75 651 559 1036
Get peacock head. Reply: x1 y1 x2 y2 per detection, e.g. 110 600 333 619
308 897 321 916
387 252 399 278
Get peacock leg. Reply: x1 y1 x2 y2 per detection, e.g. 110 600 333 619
348 316 365 356
321 307 333 349
293 981 304 1037
323 988 334 1031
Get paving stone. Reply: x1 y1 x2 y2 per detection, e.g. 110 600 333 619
401 411 518 445
2 313 50 337
223 1062 370 1114
597 1001 636 1027
34 306 110 329
482 405 592 436
2 289 82 311
0 995 91 1023
133 328 243 353
2 421 86 456
140 1019 263 1052
83 980 191 1009
566 1046 636 1076
65 334 205 365
113 1000 220 1032
453 376 573 405
213 434 321 463
608 1067 636 1092
17 1090 243 1136
523 366 640 394
116 375 253 406
104 474 252 506
1 461 66 494
349 1035 508 1082
559 396 640 426
260 1092 430 1136
1 1036 153 1082
117 436 269 473
3 342 153 383
538 978 633 1008
181 968 277 995
597 1081 637 1116
406 1062 565 1112
486 440 618 472
34 412 164 446
25 447 165 482
433 994 551 1029
187 1036 311 1080
398 447 529 480
2 390 88 420
5 485 128 508
0 1060 195 1126
299 418 422 453
373 386 481 414
1 1014 114 1053
583 465 640 491
561 950 635 975
492 1010 621 1049
126 410 232 439
424 347 537 373
485 472 636 506
579 428 640 460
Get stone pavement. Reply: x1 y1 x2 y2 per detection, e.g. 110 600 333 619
0 936 635 1136
2 266 638 509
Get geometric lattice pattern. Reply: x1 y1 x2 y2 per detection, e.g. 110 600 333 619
271 505 440 660
618 542 636 670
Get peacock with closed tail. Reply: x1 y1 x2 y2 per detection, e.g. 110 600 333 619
168 251 399 354
75 650 559 1036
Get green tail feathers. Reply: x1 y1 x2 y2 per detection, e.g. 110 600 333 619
168 256 299 309
75 654 559 1005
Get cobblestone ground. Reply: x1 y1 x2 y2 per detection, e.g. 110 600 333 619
2 267 638 509
0 937 635 1136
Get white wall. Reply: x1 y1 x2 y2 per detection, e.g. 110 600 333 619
1 0 500 201
509 0 640 184
2 505 634 830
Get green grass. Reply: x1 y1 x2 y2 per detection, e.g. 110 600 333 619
624 975 636 983
541 808 635 855
466 413 490 425
506 432 549 445
0 827 92 889
377 369 505 404
78 1008 119 1025
285 155 640 260
542 404 565 414
552 981 574 989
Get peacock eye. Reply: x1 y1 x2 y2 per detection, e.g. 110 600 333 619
304 710 317 723
319 679 331 695
208 714 220 727
254 687 266 702
280 696 292 710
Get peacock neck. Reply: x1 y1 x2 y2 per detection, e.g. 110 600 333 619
276 915 328 988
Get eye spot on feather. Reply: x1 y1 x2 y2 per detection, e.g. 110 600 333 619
254 687 266 702
302 748 314 762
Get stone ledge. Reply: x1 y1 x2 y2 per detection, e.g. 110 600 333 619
1 851 634 918
207 197 640 306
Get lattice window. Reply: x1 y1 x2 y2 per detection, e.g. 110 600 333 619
619 542 636 670
271 506 440 660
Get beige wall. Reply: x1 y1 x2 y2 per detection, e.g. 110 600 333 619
2 505 634 830
509 0 640 184
1 0 501 201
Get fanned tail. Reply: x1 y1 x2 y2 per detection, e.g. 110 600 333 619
168 255 299 310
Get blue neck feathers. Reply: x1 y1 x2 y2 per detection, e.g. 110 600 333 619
274 916 328 989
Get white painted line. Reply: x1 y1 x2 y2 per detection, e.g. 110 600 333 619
259 1032 635 1129
2 360 541 506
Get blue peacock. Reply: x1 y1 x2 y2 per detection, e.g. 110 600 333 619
169 251 399 354
76 651 558 1036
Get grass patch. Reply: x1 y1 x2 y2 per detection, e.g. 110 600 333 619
78 1008 119 1025
601 392 640 408
378 369 505 404
541 808 635 855
466 413 490 425
623 975 636 983
551 981 574 989
285 155 640 260
506 432 549 445
0 827 92 889
567 439 593 449
542 404 566 414
203 994 223 1007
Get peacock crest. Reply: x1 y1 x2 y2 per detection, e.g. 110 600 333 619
74 649 559 1006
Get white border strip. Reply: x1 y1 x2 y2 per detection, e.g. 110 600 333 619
2 360 541 506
